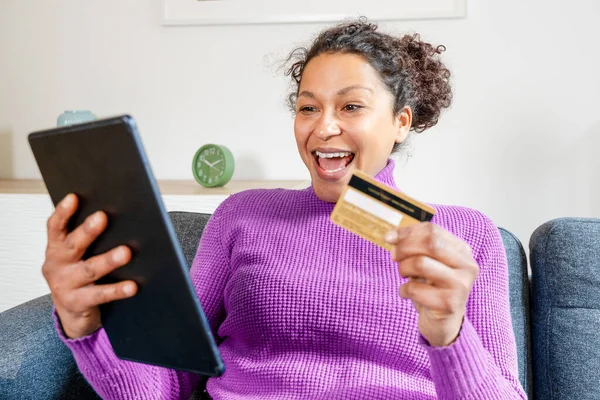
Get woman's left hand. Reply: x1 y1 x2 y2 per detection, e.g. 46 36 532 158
385 222 479 347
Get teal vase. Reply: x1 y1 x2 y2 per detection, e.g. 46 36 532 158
57 110 97 127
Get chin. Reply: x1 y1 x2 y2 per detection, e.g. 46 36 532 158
302 148 363 202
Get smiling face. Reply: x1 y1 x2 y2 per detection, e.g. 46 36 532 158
294 52 412 203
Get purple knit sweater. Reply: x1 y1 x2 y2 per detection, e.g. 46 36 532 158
56 160 526 399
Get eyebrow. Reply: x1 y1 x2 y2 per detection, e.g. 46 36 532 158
337 85 373 96
297 85 373 99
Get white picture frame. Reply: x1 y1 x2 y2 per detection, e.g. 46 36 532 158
161 0 466 26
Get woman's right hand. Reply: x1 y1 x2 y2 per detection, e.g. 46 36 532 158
42 193 138 339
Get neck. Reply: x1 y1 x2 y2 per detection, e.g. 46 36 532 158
373 158 398 190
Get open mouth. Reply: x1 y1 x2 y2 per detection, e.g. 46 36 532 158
312 150 355 173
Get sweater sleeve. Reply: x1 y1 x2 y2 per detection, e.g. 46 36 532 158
420 216 527 399
54 200 232 400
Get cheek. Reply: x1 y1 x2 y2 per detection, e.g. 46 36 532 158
344 114 396 171
294 117 310 150
294 118 309 163
344 118 381 152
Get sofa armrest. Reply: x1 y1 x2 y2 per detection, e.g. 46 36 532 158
0 294 100 400
530 217 600 400
499 227 533 398
0 212 211 399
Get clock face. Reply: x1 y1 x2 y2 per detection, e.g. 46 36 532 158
192 144 234 187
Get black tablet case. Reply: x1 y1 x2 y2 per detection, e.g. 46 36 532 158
28 115 224 376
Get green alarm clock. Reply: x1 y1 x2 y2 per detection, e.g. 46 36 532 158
192 144 235 187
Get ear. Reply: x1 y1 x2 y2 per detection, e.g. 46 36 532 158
394 106 412 144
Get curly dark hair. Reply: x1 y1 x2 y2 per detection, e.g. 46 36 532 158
284 17 452 153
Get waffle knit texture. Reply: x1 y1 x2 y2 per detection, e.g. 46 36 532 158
55 159 527 399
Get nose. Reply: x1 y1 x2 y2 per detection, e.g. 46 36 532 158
314 111 341 140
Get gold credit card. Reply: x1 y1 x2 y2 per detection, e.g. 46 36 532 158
330 170 436 251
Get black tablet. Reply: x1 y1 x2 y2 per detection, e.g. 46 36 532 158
28 115 224 376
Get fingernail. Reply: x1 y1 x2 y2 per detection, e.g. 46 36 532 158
89 212 102 228
61 194 73 209
123 283 135 296
113 247 126 262
385 230 398 243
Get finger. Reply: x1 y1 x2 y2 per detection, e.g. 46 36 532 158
68 246 132 287
47 194 78 242
387 223 474 270
70 280 138 311
62 211 108 261
400 280 464 315
398 255 456 288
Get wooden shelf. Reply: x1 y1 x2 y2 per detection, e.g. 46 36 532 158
0 179 310 195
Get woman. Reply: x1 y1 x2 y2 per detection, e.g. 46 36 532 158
43 19 526 399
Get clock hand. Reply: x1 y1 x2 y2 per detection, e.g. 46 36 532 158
203 159 213 167
211 159 222 166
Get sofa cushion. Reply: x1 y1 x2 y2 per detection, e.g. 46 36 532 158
530 217 600 400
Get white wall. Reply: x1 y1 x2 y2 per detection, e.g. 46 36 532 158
1 0 599 257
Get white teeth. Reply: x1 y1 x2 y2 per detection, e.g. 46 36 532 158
315 150 353 158
313 150 354 173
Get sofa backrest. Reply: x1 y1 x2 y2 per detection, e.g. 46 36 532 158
530 217 600 400
169 211 211 268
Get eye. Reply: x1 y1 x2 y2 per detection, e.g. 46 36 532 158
299 106 318 114
343 104 363 112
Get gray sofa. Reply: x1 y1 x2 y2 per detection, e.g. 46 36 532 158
1 212 599 399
